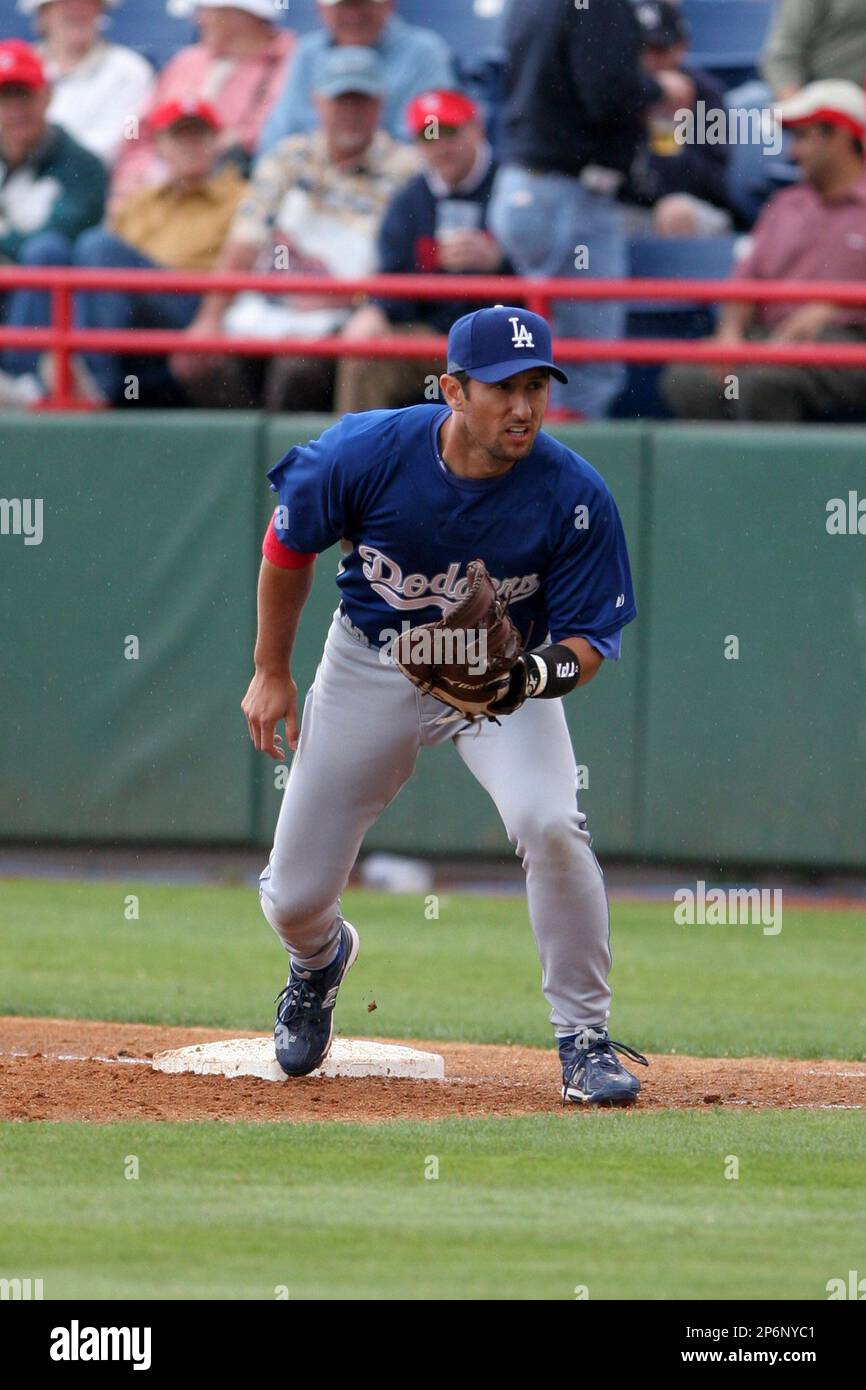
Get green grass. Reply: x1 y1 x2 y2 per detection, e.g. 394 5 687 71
0 1112 863 1300
2 876 864 1301
1 877 864 1057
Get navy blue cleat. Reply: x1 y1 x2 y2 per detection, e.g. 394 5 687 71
274 921 360 1077
559 1028 649 1107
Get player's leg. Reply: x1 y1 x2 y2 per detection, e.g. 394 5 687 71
260 614 422 971
660 361 734 420
263 615 424 1076
734 367 807 421
452 701 648 1105
452 699 611 1031
3 229 72 379
72 229 155 402
737 329 866 422
334 325 443 414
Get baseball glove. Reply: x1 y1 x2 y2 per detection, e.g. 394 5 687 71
390 558 525 720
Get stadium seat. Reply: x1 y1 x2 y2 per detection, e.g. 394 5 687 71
0 0 33 45
398 0 506 64
725 101 805 228
611 235 738 418
0 0 195 68
255 0 320 37
682 0 775 86
102 5 196 70
628 234 738 306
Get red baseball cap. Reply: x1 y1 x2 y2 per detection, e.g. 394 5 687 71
0 39 47 92
149 97 221 133
406 90 479 137
777 80 866 140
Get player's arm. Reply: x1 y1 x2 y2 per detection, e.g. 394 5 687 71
715 298 755 341
242 555 315 760
491 636 603 716
245 416 354 752
560 635 604 687
519 481 635 711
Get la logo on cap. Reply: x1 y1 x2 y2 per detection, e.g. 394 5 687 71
509 316 535 349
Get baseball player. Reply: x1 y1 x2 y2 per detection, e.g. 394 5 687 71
242 306 648 1106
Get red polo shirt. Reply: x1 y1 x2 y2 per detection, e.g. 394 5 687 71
735 171 866 331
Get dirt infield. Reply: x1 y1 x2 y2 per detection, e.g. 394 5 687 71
1 1017 864 1123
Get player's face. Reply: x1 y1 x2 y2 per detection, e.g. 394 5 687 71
314 92 382 159
38 0 103 46
197 6 265 56
422 122 481 188
0 85 50 161
156 122 219 181
788 124 843 185
457 369 550 463
320 0 393 47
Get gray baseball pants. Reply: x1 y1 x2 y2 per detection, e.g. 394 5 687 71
259 609 612 1033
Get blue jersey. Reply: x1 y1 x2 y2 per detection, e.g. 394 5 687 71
267 405 637 658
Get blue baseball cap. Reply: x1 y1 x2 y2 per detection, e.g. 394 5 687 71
447 306 568 384
313 45 385 99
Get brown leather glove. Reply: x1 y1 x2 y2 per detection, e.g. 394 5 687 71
390 559 525 721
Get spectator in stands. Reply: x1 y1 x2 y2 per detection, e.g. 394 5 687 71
171 45 419 411
489 0 690 419
337 89 509 414
259 0 455 150
19 0 155 165
625 0 733 237
762 0 866 99
110 0 293 211
662 82 866 423
0 39 106 408
70 98 246 406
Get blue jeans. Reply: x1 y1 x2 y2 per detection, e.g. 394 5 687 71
1 229 73 376
489 165 627 418
73 228 199 402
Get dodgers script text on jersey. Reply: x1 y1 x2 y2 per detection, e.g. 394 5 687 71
267 405 637 657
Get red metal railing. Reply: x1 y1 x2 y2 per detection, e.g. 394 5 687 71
2 268 866 410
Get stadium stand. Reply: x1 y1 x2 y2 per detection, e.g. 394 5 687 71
0 0 196 68
682 0 775 86
724 107 796 228
611 234 738 417
0 1 32 45
95 7 196 70
13 2 858 423
0 1 777 79
398 0 505 62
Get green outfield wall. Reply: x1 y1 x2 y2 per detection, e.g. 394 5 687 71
1 413 863 868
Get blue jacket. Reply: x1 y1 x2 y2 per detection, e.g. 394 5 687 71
375 160 513 334
258 15 456 152
500 0 661 178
